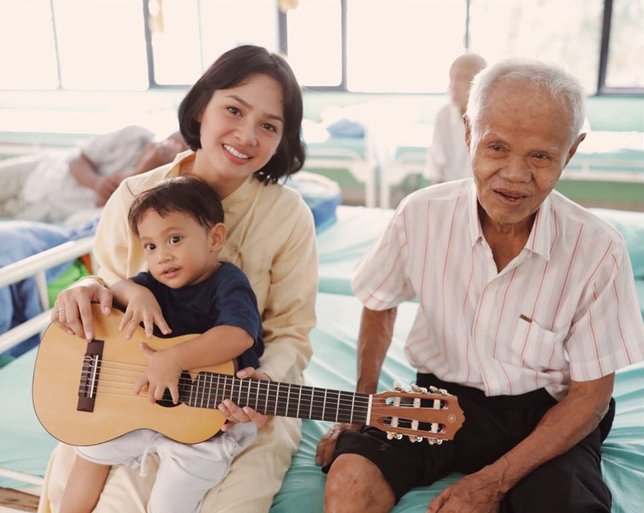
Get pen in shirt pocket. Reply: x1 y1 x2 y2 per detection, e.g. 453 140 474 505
519 314 533 323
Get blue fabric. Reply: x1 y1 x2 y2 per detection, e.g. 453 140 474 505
590 208 644 280
132 262 264 370
285 173 341 232
326 118 366 138
0 221 72 358
317 206 394 295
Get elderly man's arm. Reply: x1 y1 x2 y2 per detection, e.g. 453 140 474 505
357 306 398 394
316 306 397 466
428 373 614 513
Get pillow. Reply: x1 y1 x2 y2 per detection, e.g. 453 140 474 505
590 208 644 280
285 172 342 232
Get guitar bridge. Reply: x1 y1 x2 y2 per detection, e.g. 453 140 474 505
77 340 104 412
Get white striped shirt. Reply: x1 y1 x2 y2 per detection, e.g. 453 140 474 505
352 179 644 399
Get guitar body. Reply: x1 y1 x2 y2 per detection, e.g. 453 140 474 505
32 304 234 446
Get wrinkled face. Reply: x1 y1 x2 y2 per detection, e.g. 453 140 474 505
138 209 222 289
466 79 583 231
193 73 284 195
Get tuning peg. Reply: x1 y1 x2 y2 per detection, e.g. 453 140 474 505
393 381 408 392
386 431 404 440
407 435 423 443
411 383 428 394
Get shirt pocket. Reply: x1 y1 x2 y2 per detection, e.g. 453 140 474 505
501 316 568 372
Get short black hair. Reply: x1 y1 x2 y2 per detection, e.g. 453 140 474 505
178 45 306 184
128 176 224 236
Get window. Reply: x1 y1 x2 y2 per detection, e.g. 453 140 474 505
603 0 644 91
286 0 342 87
53 0 148 90
469 0 603 94
150 0 278 86
346 0 466 92
0 0 58 89
0 0 639 95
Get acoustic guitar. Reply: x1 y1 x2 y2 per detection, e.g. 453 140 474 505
32 304 464 446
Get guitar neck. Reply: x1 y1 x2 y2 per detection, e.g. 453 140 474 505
181 372 371 424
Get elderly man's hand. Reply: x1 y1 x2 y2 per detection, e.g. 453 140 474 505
315 423 361 466
426 468 504 513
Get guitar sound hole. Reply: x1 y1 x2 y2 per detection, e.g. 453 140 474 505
156 389 180 408
155 371 191 408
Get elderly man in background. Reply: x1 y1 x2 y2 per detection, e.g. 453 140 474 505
428 53 486 183
317 59 644 513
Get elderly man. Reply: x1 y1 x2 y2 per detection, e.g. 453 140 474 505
317 59 644 513
428 53 486 183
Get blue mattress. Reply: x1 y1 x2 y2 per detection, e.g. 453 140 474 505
318 206 393 295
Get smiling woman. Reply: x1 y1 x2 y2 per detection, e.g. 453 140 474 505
37 45 318 513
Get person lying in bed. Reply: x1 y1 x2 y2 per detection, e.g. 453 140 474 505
43 44 317 513
15 126 187 223
317 59 644 513
61 176 264 513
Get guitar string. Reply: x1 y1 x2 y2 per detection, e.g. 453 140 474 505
83 359 450 405
77 377 437 410
77 380 377 410
72 387 444 431
78 360 450 415
76 365 446 429
79 380 445 416
79 368 433 409
75 384 443 425
83 360 376 406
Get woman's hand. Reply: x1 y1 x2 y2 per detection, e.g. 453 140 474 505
51 277 113 341
315 423 361 466
218 367 272 431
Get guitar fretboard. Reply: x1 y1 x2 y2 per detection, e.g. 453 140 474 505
180 372 371 424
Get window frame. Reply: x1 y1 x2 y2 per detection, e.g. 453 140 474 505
596 0 644 95
2 0 640 96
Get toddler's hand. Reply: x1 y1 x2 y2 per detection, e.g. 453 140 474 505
134 342 182 404
119 287 171 339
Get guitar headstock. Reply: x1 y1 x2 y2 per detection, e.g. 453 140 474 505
369 383 464 444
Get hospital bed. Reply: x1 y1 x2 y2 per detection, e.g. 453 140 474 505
1 204 643 513
302 119 379 208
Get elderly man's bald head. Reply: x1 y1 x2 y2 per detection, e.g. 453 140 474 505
449 53 487 113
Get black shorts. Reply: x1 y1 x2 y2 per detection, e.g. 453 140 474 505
323 373 614 504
